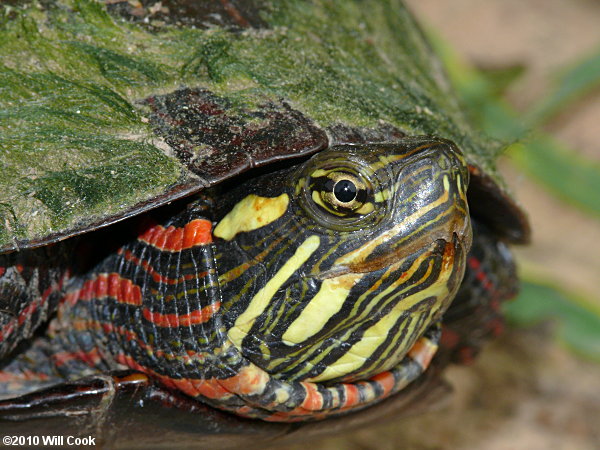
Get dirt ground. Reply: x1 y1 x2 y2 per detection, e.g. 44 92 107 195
275 1 600 449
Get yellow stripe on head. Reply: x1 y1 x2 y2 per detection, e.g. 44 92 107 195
228 235 321 349
282 272 364 345
335 183 450 267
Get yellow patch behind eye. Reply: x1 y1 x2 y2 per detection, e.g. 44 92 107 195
311 190 345 216
311 190 328 210
214 194 289 241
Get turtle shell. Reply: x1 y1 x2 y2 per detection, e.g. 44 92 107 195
0 0 530 443
0 0 529 254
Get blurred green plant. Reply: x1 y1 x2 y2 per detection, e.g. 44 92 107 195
505 281 600 362
431 36 600 361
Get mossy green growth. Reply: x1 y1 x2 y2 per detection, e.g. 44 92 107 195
0 0 497 249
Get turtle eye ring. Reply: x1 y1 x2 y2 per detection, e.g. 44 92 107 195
296 155 382 231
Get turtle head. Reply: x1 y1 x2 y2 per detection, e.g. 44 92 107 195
214 138 471 383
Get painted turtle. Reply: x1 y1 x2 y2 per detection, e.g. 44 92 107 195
0 0 529 446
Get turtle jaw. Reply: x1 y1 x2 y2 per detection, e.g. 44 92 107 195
317 228 470 280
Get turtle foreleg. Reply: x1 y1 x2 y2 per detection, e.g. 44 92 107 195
0 331 104 400
0 242 74 361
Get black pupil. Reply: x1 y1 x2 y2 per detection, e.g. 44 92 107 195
334 179 357 203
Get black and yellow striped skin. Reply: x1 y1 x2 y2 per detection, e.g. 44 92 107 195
0 138 473 421
215 139 470 385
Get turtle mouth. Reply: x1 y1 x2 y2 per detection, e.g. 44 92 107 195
317 229 469 280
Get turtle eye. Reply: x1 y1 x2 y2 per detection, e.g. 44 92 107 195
308 170 373 217
296 156 382 231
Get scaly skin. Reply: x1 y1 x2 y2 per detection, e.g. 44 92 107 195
0 219 514 421
0 139 513 422
0 244 73 360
